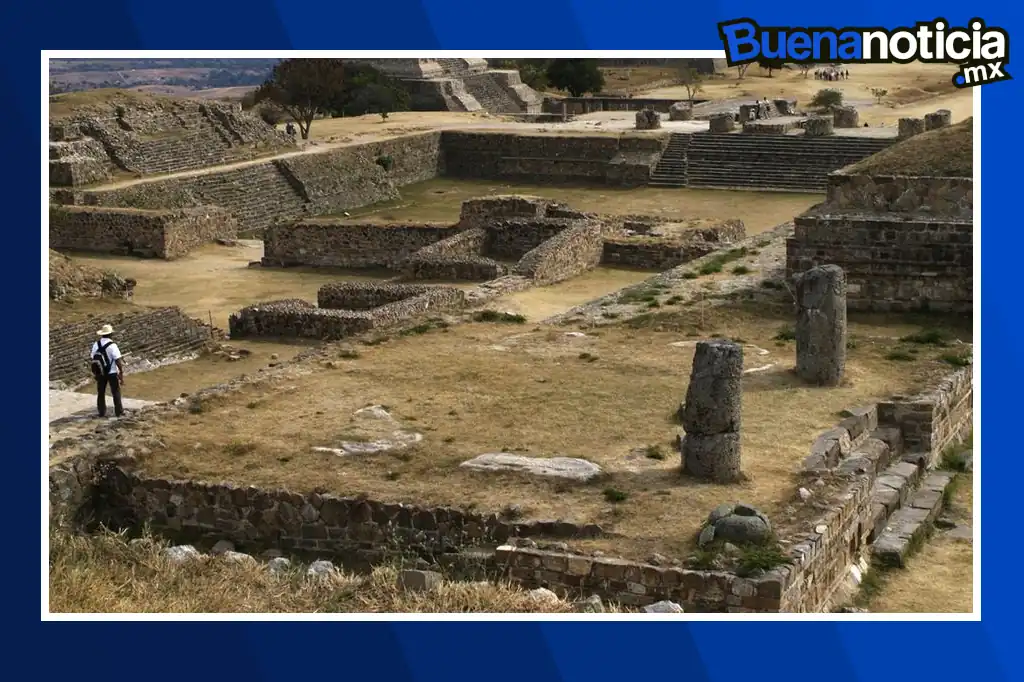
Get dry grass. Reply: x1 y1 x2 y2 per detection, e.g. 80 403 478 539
139 304 968 560
49 528 580 613
870 472 974 613
844 117 973 178
49 88 168 118
341 178 821 236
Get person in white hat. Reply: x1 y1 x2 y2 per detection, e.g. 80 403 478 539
89 324 126 418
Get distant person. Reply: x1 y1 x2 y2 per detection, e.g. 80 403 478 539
285 122 296 137
90 324 126 418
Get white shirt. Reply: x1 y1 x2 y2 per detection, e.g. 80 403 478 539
90 338 123 375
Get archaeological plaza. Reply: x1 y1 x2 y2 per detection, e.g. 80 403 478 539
47 58 974 614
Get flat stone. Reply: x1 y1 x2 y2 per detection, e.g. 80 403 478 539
164 545 201 564
222 551 256 565
697 524 716 548
574 595 605 613
267 557 292 574
460 453 603 482
528 587 561 604
210 539 235 555
643 600 684 613
307 560 337 578
398 569 442 592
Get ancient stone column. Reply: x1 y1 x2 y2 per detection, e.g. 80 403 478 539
635 108 661 130
898 117 926 138
708 112 735 133
669 102 693 121
804 115 834 137
833 106 859 128
680 340 743 483
795 264 848 387
925 109 952 131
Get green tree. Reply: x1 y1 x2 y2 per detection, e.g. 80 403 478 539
675 64 704 104
253 58 346 139
757 57 786 78
335 63 410 117
546 59 605 97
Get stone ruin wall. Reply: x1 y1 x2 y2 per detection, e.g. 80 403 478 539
53 133 445 237
49 307 215 389
601 219 747 270
50 205 237 260
49 100 296 184
262 222 461 269
782 365 972 610
228 284 466 342
440 131 669 188
787 173 973 313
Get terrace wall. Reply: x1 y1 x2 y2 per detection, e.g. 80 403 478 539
50 205 237 259
262 222 461 269
49 307 214 389
440 131 668 187
228 285 466 341
787 174 973 313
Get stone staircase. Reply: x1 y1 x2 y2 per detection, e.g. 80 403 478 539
684 133 895 192
184 162 310 236
462 73 523 114
49 307 213 389
649 134 692 186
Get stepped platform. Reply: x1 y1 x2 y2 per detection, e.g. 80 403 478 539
650 131 896 192
49 307 214 389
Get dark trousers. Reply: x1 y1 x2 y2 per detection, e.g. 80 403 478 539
97 372 124 417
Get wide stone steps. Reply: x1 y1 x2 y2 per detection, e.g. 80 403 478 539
681 133 893 192
649 133 692 186
463 73 522 114
871 470 957 568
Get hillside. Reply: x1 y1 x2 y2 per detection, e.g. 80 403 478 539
844 118 973 178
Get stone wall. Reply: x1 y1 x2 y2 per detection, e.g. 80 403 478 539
787 172 973 313
440 131 668 187
877 366 973 463
484 219 573 260
401 228 509 281
545 97 710 115
50 205 237 259
58 134 444 236
228 284 466 341
601 220 746 270
515 222 606 283
50 99 295 178
49 307 214 389
262 222 461 269
787 211 971 313
824 173 972 219
781 364 972 610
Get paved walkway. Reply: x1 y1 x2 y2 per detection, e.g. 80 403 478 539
49 389 157 423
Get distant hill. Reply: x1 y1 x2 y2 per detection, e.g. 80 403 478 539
49 58 280 95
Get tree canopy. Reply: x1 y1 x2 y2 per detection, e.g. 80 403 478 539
546 59 605 97
253 59 346 139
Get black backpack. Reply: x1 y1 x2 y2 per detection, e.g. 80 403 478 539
90 340 112 380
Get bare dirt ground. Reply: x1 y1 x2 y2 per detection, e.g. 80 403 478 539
59 242 392 331
136 303 966 561
343 178 821 235
647 63 973 127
